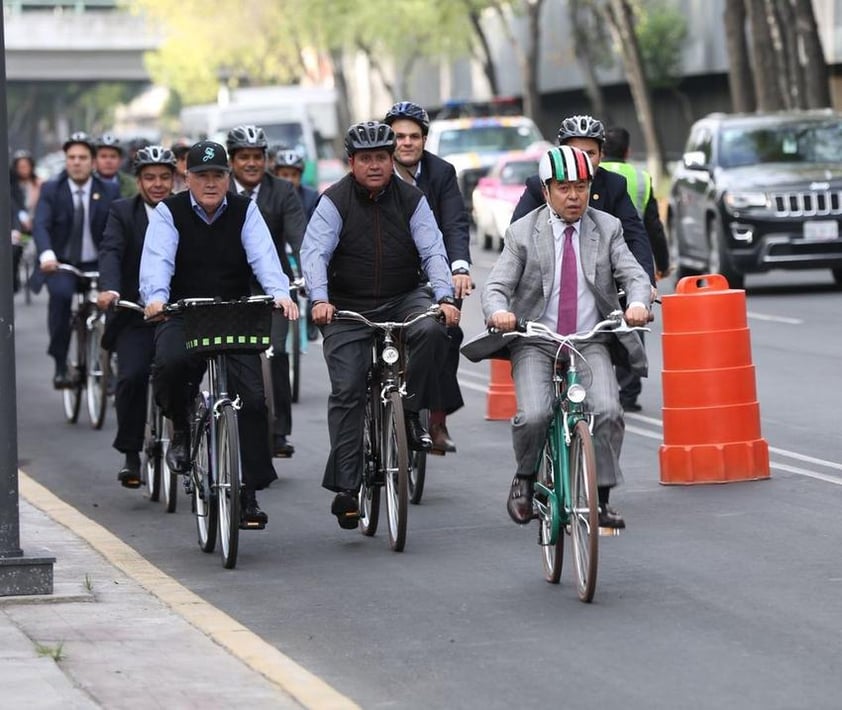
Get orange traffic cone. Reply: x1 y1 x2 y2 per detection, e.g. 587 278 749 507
486 359 517 420
658 274 770 484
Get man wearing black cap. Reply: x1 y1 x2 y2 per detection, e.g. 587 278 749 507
140 140 298 528
32 131 121 388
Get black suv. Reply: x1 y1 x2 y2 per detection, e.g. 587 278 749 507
668 110 842 289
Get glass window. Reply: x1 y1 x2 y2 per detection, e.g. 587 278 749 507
717 120 842 168
437 125 543 157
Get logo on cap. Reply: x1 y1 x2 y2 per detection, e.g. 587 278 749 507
203 147 216 162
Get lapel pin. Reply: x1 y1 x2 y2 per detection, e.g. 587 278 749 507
93 192 101 200
592 193 600 201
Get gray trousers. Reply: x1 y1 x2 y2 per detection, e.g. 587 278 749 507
509 339 625 488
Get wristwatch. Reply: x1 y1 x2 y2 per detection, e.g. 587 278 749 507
438 296 457 307
452 267 470 276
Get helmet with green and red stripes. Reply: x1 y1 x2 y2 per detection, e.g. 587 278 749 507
538 145 594 184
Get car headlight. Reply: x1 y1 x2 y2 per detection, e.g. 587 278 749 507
723 191 768 211
566 383 586 404
382 345 400 365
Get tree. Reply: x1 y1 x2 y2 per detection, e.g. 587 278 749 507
793 0 831 108
723 0 756 113
745 0 786 110
568 0 611 124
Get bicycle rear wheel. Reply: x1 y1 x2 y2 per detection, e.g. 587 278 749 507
289 312 301 404
192 397 217 553
383 392 409 552
86 315 108 429
537 439 563 584
143 384 161 502
63 319 84 424
569 420 598 602
409 409 428 505
358 391 380 536
216 404 241 569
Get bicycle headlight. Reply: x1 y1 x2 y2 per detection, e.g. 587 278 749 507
566 383 586 404
382 345 400 365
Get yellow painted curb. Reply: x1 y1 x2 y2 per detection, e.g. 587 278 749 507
19 471 360 710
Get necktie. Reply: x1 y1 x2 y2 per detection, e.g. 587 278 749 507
69 188 84 264
240 188 254 200
556 225 578 335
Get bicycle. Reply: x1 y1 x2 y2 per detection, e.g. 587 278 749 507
408 409 429 504
287 276 305 403
163 295 274 569
501 311 648 603
112 299 177 512
54 264 109 429
334 305 441 552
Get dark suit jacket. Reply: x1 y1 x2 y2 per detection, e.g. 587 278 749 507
415 150 471 265
510 167 655 284
250 173 307 278
297 184 320 222
98 195 149 348
30 171 120 292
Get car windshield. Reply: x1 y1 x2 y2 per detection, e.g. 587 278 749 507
499 159 539 185
437 125 542 157
718 120 842 168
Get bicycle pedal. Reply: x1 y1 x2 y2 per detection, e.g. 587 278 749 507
598 527 621 537
239 520 266 531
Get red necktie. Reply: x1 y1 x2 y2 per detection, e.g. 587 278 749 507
556 225 577 335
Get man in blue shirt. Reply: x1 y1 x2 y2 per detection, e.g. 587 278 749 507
301 121 460 531
140 140 297 529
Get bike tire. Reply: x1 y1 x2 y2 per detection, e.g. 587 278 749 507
383 391 409 552
537 438 563 584
260 352 274 454
409 410 428 505
63 319 84 424
86 316 108 430
569 420 599 603
289 314 301 404
143 385 161 502
358 390 380 537
161 417 177 514
216 404 241 569
192 397 217 553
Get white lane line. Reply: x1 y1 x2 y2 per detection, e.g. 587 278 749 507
747 311 803 325
772 462 842 485
768 446 842 471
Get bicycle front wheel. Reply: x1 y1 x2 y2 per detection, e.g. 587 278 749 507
409 409 428 505
216 404 241 569
161 417 177 513
86 316 108 429
143 384 161 502
569 420 599 602
63 319 84 424
192 398 217 553
383 392 409 552
358 392 380 536
289 313 301 404
537 439 563 584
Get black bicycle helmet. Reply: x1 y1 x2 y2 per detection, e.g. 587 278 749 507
133 145 177 175
557 114 605 146
274 148 305 171
62 131 96 154
344 121 396 157
96 132 124 153
226 124 268 153
384 101 430 136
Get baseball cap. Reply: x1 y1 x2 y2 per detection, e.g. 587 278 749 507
186 140 230 173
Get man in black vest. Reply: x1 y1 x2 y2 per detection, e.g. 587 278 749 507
140 141 298 529
97 146 177 489
301 121 460 531
384 101 472 454
226 124 307 458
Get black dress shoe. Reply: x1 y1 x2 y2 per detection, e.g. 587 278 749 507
598 505 626 529
165 429 190 473
117 455 142 489
272 435 295 458
53 365 72 390
506 475 535 525
621 400 642 412
331 490 360 530
430 422 456 454
240 489 268 529
405 412 432 451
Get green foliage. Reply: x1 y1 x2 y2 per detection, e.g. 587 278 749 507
35 641 65 662
635 0 687 88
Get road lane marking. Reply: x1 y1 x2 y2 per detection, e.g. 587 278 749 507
19 472 361 710
771 462 842 485
747 311 803 325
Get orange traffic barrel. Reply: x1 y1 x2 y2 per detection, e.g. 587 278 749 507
658 274 770 484
486 359 517 420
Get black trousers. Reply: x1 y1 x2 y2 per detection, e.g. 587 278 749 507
112 318 155 453
268 310 292 438
44 259 97 366
152 316 276 491
429 324 465 414
320 287 448 493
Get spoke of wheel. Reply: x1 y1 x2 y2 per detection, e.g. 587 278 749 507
570 420 598 603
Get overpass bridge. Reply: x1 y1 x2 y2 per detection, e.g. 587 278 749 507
4 0 160 82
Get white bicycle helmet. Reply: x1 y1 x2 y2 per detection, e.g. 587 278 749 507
538 146 594 184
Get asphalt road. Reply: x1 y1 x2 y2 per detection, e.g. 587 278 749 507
12 259 842 710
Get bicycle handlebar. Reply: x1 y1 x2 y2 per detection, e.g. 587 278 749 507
56 263 99 280
507 310 649 345
113 299 145 315
334 304 442 331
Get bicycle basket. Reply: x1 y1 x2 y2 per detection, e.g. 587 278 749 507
183 299 273 354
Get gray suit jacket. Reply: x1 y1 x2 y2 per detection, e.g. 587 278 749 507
468 205 650 375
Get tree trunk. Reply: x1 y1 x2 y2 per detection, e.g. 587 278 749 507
793 0 831 107
745 0 785 110
773 0 804 109
764 0 797 109
723 0 756 112
603 0 665 183
569 0 609 122
328 49 353 146
523 0 545 122
468 8 500 96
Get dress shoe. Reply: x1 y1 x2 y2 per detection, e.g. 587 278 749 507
117 453 142 489
331 490 360 530
621 400 642 412
598 505 626 529
53 365 72 390
165 429 190 474
506 475 536 525
405 412 433 451
240 489 268 529
272 435 295 458
430 422 456 455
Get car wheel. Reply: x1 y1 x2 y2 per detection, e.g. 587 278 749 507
832 268 842 288
707 216 744 290
667 212 694 280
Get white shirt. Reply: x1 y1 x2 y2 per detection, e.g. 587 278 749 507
233 179 260 200
74 178 97 263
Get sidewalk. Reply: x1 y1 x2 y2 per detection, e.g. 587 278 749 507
1 474 358 710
